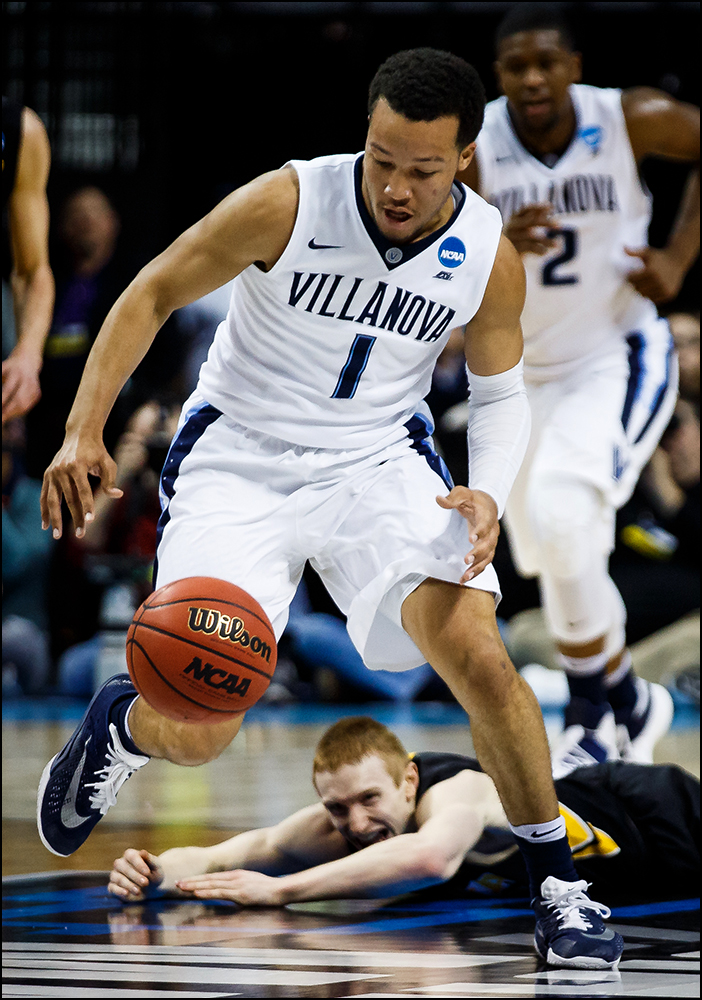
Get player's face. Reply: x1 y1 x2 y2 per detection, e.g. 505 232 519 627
363 98 475 244
316 755 418 850
495 29 581 134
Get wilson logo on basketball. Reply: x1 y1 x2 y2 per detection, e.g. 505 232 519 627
183 656 252 697
187 607 272 663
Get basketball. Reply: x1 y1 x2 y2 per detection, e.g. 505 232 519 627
126 577 277 724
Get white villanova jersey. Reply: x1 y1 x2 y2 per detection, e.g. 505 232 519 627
476 84 658 381
198 153 502 449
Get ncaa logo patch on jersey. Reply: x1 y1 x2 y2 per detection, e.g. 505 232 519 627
437 236 466 269
580 125 604 155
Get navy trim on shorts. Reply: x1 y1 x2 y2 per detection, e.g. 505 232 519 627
621 332 644 434
633 339 675 445
404 412 454 490
152 402 223 586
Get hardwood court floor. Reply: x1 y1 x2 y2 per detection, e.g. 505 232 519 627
3 701 700 997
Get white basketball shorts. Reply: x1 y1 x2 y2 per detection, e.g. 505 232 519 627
154 395 500 672
506 312 678 578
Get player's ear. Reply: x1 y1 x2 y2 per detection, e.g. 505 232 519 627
458 142 476 174
493 60 505 96
570 51 582 85
404 760 419 799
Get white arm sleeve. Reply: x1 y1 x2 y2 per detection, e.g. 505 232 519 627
466 359 531 518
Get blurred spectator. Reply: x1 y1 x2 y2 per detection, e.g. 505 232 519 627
24 186 184 479
24 186 123 477
55 401 180 695
2 417 51 694
668 310 700 406
2 99 54 424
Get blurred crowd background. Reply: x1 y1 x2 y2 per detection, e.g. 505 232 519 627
2 1 699 708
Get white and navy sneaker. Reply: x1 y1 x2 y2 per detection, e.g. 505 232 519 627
533 876 623 969
552 698 620 780
37 674 148 856
615 678 674 763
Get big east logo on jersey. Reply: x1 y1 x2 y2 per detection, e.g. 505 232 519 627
438 237 466 269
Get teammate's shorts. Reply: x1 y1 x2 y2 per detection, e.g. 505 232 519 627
505 313 678 577
154 394 500 672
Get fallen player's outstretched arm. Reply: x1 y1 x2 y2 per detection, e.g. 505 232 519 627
108 803 346 900
176 792 493 905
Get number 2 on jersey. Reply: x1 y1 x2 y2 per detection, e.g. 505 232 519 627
331 333 377 399
542 227 579 286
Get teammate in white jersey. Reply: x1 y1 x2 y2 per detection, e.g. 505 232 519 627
458 4 700 775
37 49 622 969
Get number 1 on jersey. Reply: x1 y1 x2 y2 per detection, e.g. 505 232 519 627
332 333 377 399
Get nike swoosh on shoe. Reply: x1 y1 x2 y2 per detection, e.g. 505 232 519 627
60 738 94 829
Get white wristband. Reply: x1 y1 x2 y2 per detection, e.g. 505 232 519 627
466 359 531 518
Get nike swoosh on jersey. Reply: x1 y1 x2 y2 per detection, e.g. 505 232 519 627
308 238 344 249
60 738 94 828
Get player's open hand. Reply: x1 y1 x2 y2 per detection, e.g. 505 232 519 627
436 487 499 583
175 869 286 907
503 204 560 255
624 246 685 304
40 433 123 539
109 849 165 901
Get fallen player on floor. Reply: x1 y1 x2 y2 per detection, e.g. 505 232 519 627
109 716 699 917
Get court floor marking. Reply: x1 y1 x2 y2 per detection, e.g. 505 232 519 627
2 942 525 968
3 991 233 999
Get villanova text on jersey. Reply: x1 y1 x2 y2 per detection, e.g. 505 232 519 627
287 271 456 343
491 174 620 222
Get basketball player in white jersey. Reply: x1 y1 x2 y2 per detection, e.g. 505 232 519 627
37 49 622 969
458 5 700 776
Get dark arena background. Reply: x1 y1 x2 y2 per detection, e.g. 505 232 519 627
2 2 699 998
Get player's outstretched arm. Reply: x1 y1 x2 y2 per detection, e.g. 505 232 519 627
437 236 528 582
622 87 700 304
40 166 299 539
109 804 345 901
176 773 498 905
2 107 54 424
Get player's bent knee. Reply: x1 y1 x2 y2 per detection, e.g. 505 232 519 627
529 478 604 580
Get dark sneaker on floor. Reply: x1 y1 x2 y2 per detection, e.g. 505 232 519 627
37 674 149 856
551 698 619 780
533 876 623 970
615 678 674 762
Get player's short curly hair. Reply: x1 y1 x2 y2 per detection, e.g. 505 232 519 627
313 717 410 787
368 48 486 148
495 3 575 54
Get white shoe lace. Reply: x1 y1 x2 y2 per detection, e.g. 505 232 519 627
546 880 612 931
84 723 148 816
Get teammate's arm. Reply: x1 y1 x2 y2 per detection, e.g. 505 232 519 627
176 771 499 905
108 803 346 900
40 166 299 539
622 87 700 304
436 236 529 581
2 107 54 423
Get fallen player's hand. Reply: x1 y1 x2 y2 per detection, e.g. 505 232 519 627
436 487 499 583
175 869 286 906
109 848 164 901
503 204 559 255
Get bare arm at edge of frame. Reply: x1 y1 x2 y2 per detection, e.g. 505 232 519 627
2 107 54 423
